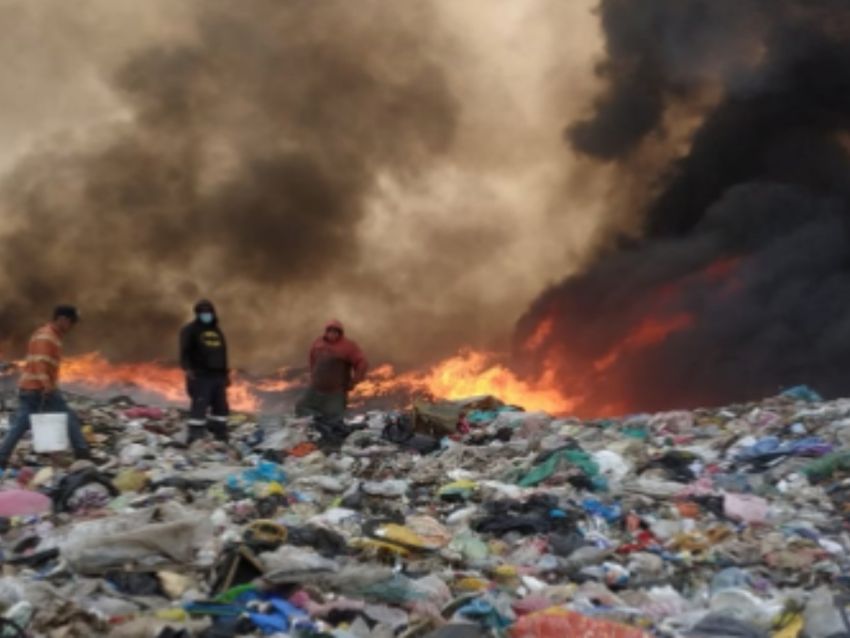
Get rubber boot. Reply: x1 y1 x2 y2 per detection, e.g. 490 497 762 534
208 420 229 444
187 425 207 446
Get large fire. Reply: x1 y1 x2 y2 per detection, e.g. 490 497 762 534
352 350 577 414
511 255 746 416
592 313 695 373
53 350 576 415
59 353 281 412
4 257 740 417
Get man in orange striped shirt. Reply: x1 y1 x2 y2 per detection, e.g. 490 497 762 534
0 306 91 469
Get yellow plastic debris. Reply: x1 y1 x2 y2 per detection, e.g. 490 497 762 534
494 565 518 578
437 480 478 498
258 481 286 498
493 565 520 587
772 616 804 638
113 469 149 493
352 538 411 557
155 608 189 622
455 577 490 592
244 519 287 546
374 523 440 551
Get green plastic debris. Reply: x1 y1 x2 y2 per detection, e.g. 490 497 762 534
438 479 478 500
622 427 649 440
215 583 258 603
518 449 599 487
803 449 850 483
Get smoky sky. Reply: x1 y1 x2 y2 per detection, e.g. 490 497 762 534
0 0 459 363
518 0 850 414
0 0 608 370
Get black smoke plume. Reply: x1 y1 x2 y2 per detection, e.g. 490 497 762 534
517 0 850 414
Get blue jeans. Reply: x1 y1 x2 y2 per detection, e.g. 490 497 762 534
0 390 89 464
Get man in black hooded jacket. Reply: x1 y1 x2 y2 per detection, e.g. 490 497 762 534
180 299 230 444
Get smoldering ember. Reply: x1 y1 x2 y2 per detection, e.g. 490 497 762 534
1 1 850 637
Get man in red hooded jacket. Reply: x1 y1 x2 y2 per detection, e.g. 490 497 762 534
295 320 368 419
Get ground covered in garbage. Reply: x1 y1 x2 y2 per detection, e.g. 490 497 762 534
0 387 848 637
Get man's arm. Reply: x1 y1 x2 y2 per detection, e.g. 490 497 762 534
348 343 368 384
28 335 59 393
221 330 231 385
179 326 193 376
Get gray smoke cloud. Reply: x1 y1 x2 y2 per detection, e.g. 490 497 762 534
0 0 457 364
0 0 608 371
517 0 850 414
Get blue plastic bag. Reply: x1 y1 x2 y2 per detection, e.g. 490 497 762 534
227 460 286 490
780 385 823 402
248 598 310 634
581 498 621 523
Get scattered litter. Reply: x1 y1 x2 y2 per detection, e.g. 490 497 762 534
0 386 845 635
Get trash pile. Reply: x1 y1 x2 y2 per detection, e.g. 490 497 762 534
0 386 849 636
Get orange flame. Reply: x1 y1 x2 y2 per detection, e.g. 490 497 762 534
61 352 261 412
56 351 576 416
353 349 577 414
702 255 742 280
252 374 299 393
594 312 695 372
0 255 746 420
41 255 745 420
523 316 554 351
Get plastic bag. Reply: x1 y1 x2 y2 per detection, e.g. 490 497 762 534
803 450 850 483
448 530 489 563
259 546 339 583
0 490 51 517
61 503 212 574
723 493 768 524
780 385 823 402
227 461 286 490
511 607 651 638
518 448 599 487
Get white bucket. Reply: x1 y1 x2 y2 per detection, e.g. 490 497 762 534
30 413 70 453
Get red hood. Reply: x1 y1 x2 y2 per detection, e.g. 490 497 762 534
325 320 345 336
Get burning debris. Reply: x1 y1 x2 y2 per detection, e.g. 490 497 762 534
6 0 848 419
515 0 850 415
19 350 570 418
2 1 850 632
353 350 573 416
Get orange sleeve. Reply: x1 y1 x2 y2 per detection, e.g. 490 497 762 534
22 329 61 389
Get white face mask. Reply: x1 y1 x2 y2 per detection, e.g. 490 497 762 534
198 312 215 324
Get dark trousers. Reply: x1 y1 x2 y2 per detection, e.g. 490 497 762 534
295 387 347 419
0 390 90 466
186 375 229 443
